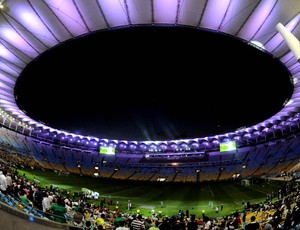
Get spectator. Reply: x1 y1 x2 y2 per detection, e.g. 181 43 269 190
114 212 126 228
232 212 242 229
187 215 198 230
245 216 260 230
263 221 273 230
131 214 145 230
144 218 152 230
84 220 93 230
33 186 44 211
0 171 7 194
149 221 159 230
42 192 53 213
73 207 85 227
49 196 67 223
158 217 171 230
204 216 212 230
5 172 12 194
116 220 129 230
95 213 106 229
19 189 30 206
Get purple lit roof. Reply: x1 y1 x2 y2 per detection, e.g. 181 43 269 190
1 0 300 151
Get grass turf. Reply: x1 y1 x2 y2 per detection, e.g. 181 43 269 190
16 168 285 219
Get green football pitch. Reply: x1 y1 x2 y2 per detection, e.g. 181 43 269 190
17 168 285 219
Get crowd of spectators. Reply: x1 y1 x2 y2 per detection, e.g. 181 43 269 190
0 149 300 229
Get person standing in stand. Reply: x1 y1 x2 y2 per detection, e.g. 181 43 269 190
131 214 145 230
0 171 7 194
116 220 129 230
186 215 198 230
245 216 260 230
49 196 67 224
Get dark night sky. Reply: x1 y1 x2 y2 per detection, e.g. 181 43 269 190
14 25 293 141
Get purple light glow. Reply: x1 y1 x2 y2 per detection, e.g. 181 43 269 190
127 0 152 24
177 0 205 26
153 0 177 23
201 0 231 29
0 73 15 85
279 52 297 64
0 82 13 91
17 9 57 48
1 28 38 58
0 45 9 57
46 0 87 36
99 0 128 27
266 14 300 53
238 0 276 40
0 0 298 151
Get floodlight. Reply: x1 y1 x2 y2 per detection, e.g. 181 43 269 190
276 23 300 62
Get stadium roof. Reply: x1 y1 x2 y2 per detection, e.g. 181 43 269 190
1 0 300 152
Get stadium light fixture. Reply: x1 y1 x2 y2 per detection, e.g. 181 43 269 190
276 23 300 62
0 0 7 11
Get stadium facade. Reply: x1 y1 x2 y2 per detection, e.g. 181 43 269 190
1 1 300 229
0 0 299 182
